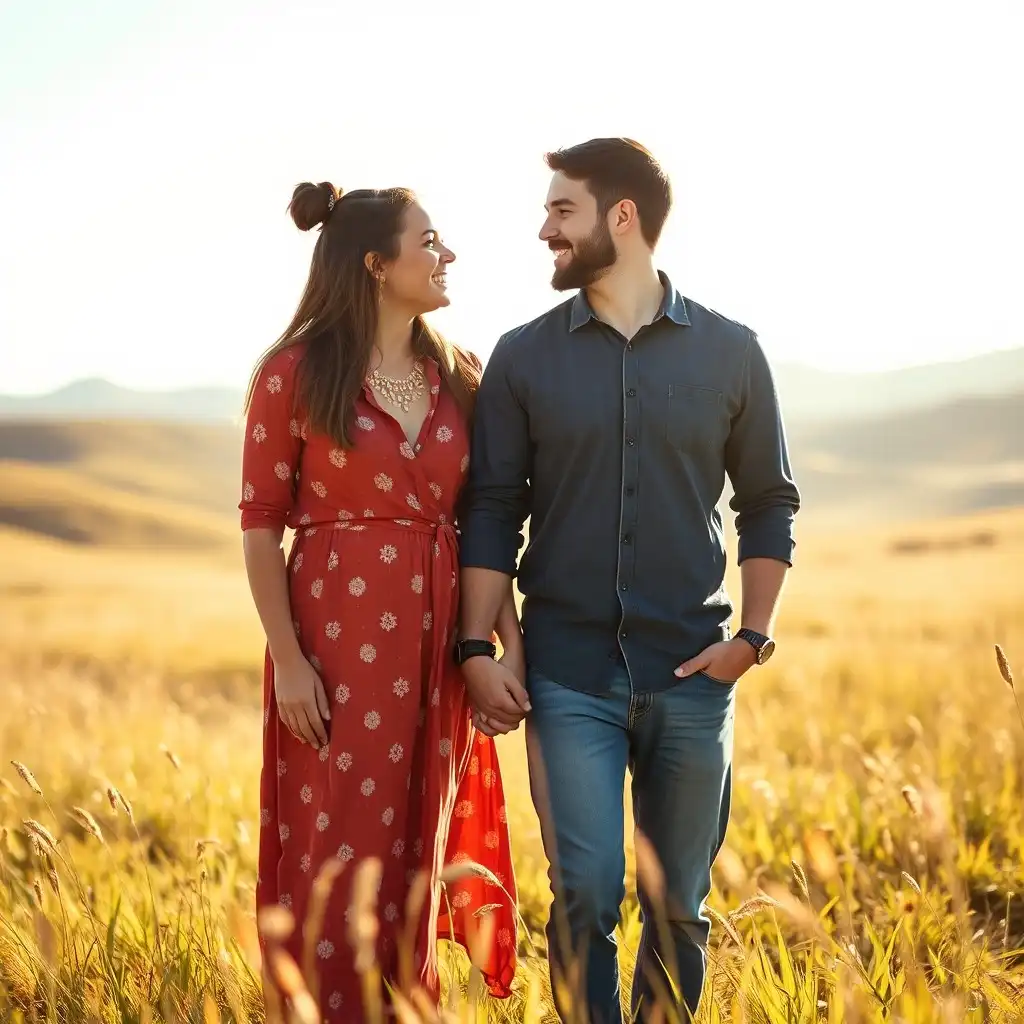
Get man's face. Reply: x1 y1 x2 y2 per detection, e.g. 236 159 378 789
539 172 617 291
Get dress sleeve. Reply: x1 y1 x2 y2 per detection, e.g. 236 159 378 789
239 348 303 532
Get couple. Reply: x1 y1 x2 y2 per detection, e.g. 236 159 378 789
240 137 800 1024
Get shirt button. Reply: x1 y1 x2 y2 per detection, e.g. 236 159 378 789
625 486 635 497
620 582 628 591
622 534 632 545
627 388 636 398
620 629 628 639
626 437 635 446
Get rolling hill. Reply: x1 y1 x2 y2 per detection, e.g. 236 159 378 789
785 390 1023 522
2 346 1022 426
0 378 245 422
0 380 1018 548
0 421 244 549
773 346 1024 424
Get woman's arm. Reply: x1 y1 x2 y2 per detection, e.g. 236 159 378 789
239 347 329 748
242 528 304 668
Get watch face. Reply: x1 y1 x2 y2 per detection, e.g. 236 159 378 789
758 639 776 664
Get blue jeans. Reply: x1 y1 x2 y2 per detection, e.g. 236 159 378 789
525 662 734 1023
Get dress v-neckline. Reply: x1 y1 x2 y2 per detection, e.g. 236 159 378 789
361 359 441 454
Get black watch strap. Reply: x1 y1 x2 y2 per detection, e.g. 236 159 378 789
736 627 775 664
454 638 497 665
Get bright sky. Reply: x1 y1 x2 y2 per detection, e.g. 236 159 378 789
2 0 1022 395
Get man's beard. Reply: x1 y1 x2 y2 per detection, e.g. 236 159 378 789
551 221 617 291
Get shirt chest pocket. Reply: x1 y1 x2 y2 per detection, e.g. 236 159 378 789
665 384 726 450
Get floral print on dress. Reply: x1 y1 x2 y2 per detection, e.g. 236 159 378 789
240 345 516 1020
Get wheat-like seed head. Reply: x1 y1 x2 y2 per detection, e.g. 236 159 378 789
901 784 923 816
266 946 306 998
791 859 810 901
160 745 182 771
348 857 383 974
105 785 134 823
302 855 345 1003
10 761 43 797
473 902 503 918
995 644 1013 688
902 870 922 894
404 869 431 927
71 807 105 844
257 904 295 943
439 860 497 886
705 904 745 948
729 894 780 920
803 827 840 883
23 819 58 854
32 878 43 907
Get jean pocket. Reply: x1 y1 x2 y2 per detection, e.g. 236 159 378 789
696 669 737 688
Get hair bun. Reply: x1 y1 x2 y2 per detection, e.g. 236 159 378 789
288 181 342 231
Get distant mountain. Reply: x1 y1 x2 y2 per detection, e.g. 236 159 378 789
0 385 1018 546
772 347 1024 424
1 347 1021 426
785 389 1023 522
0 378 245 422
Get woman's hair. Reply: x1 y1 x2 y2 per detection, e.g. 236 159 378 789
244 182 480 446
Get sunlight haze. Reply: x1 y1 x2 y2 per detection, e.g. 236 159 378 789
2 0 1022 394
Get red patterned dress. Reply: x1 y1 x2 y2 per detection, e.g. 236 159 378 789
240 345 517 1018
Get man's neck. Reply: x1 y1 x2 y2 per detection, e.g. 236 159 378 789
584 257 664 341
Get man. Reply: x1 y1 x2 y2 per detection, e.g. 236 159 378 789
455 138 800 1023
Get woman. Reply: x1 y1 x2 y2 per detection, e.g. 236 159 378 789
239 181 521 1019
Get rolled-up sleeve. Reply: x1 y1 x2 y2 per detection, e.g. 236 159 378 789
725 332 801 565
239 348 302 532
458 334 531 576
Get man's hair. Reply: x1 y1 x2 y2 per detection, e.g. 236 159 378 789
545 138 672 247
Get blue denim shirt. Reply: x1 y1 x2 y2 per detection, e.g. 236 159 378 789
459 273 800 694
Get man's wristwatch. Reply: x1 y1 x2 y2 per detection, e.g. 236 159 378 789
735 628 776 665
453 638 497 666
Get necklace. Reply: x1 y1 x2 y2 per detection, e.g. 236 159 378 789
367 360 426 413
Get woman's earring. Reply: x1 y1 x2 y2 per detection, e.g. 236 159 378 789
377 273 386 302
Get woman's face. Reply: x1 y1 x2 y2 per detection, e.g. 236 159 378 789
378 203 456 315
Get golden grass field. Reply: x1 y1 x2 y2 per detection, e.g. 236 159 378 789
2 461 1024 1022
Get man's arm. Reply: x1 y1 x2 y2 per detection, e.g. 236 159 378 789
495 578 524 659
676 332 799 680
738 557 788 635
460 334 531 634
726 330 800 569
727 331 799 633
459 335 532 729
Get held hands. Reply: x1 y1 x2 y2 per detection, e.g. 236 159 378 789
674 638 756 684
273 652 331 748
463 650 530 738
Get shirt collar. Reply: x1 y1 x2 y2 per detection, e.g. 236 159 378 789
569 270 690 332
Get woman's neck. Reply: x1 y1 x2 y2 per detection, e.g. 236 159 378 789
372 304 417 373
